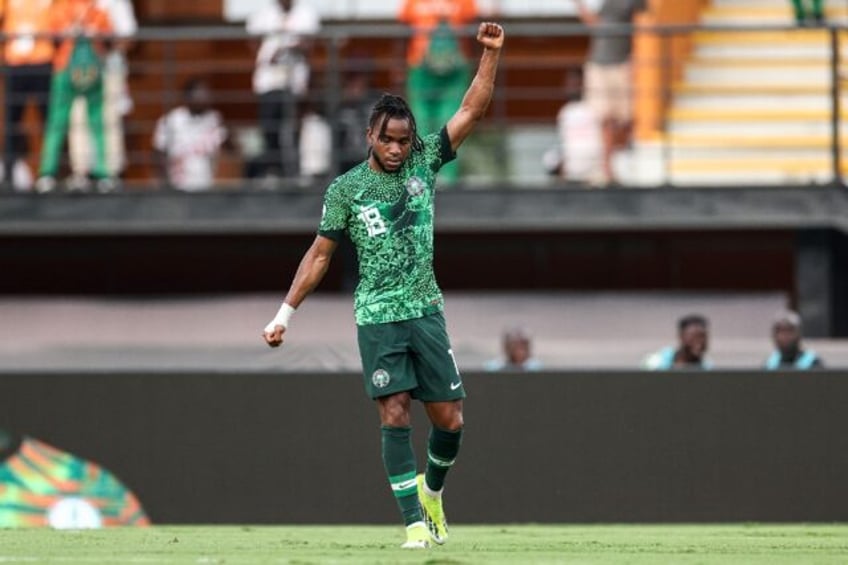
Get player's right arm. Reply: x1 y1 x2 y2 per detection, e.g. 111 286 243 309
263 235 338 348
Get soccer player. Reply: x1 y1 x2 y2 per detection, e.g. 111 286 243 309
263 21 505 549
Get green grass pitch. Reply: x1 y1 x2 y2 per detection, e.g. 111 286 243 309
1 524 847 564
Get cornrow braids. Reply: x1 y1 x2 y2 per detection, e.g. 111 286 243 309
368 93 424 152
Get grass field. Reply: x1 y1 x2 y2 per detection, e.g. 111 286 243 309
1 524 847 564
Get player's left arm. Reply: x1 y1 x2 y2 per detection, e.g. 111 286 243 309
445 22 504 153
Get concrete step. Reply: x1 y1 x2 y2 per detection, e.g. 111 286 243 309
656 146 832 160
674 83 833 96
687 57 832 68
668 107 831 121
669 156 837 174
702 5 848 25
693 29 834 44
671 93 835 111
666 133 846 150
667 169 833 186
667 121 840 137
711 0 811 7
683 65 829 84
692 44 837 58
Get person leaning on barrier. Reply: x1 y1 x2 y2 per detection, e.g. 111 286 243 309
573 0 646 186
643 314 713 371
35 0 116 194
246 0 321 185
152 78 229 192
764 310 824 370
67 0 136 190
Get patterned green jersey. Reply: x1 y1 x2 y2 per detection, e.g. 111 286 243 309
319 128 455 325
0 436 149 528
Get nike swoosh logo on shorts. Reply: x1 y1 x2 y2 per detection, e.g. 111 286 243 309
450 381 462 390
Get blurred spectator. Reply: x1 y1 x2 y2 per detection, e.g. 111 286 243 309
246 0 321 185
574 0 646 186
399 0 479 185
484 327 544 372
0 0 55 192
152 78 228 192
0 428 149 527
67 0 136 190
336 68 380 173
643 314 712 370
791 0 824 25
764 309 824 370
544 70 603 184
35 0 114 194
298 106 332 181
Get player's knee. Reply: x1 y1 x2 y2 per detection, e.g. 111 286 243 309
436 409 463 431
377 393 412 426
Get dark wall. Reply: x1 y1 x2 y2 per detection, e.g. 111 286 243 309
0 230 794 294
2 371 847 524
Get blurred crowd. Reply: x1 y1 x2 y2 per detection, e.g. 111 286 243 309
0 0 652 194
0 0 836 193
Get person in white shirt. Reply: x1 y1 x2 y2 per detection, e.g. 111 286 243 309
152 79 228 192
548 71 604 184
67 0 136 190
246 0 320 183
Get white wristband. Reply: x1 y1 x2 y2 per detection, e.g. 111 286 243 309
264 302 296 333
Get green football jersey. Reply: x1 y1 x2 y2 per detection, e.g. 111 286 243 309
319 128 456 325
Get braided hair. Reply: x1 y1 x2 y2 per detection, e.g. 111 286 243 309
368 93 424 153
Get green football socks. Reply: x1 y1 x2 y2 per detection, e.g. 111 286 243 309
425 426 463 492
381 425 422 526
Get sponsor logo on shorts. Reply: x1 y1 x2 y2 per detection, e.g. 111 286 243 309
372 369 391 389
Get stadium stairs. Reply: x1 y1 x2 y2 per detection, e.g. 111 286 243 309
634 0 848 186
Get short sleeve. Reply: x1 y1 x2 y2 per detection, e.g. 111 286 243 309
246 7 270 35
317 181 350 241
95 8 113 34
107 0 138 37
459 0 479 22
438 127 456 167
295 5 321 34
398 0 413 24
49 4 65 32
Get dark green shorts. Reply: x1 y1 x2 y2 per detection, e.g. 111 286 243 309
357 312 466 401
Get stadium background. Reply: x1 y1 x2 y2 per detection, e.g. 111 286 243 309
2 0 848 526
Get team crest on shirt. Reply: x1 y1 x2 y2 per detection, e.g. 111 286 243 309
405 176 425 197
372 369 391 388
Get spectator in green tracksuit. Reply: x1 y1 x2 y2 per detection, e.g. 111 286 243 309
398 0 479 185
36 0 113 194
791 0 824 25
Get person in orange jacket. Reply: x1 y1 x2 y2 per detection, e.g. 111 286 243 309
0 0 55 191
